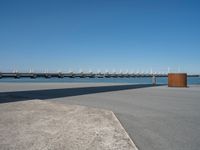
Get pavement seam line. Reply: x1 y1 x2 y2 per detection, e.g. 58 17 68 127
110 111 139 150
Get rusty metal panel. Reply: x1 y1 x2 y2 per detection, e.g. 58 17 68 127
168 73 187 87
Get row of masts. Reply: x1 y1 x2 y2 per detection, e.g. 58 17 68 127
6 68 172 75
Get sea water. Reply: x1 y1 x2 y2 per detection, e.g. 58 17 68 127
0 77 199 84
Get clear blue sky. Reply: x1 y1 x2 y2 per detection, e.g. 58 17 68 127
0 0 200 73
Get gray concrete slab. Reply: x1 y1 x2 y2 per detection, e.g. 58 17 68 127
0 100 137 150
0 83 200 150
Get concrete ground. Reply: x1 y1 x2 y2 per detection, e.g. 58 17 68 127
0 83 200 150
0 99 137 150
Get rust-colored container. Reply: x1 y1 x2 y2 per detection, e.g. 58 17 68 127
168 73 187 87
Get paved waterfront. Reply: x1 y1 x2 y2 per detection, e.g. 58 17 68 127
0 83 200 150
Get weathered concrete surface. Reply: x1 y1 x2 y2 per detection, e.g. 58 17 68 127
0 83 200 150
0 100 137 150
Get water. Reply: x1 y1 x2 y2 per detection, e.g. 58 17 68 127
0 77 199 85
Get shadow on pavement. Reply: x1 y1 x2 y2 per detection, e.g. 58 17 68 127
0 84 159 103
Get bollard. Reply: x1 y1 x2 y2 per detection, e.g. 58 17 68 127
152 75 156 86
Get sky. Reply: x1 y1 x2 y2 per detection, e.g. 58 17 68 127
0 0 200 73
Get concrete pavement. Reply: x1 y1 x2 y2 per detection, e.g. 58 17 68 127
0 83 200 150
49 84 200 150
